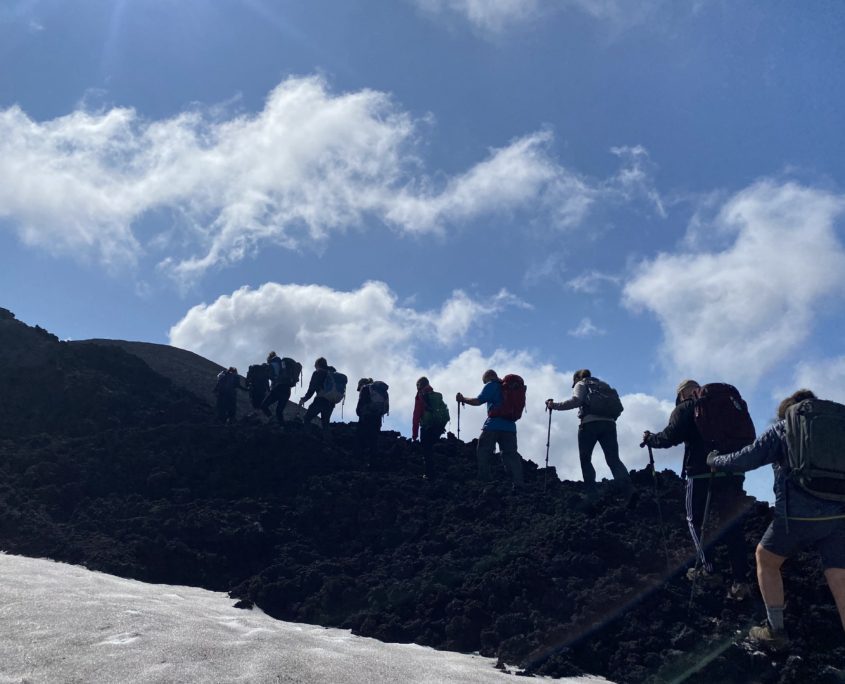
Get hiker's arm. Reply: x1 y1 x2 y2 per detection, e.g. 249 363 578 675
553 383 585 411
709 424 781 472
645 405 688 448
457 394 484 407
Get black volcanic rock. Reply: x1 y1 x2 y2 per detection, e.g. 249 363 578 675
1 311 843 683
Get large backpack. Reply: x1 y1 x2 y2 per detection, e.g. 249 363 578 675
583 378 624 420
488 374 527 421
693 383 756 454
319 369 348 404
246 364 270 389
421 391 450 432
278 357 302 387
785 398 845 502
363 381 390 417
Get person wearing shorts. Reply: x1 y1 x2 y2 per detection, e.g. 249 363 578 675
708 389 845 649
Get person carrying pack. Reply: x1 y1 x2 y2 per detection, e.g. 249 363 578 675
547 369 633 500
413 377 449 480
298 357 343 438
457 369 523 487
707 389 845 649
356 378 388 465
643 379 754 600
213 366 245 424
260 352 300 424
246 363 271 410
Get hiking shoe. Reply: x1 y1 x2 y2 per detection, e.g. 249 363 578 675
747 624 789 651
686 566 720 585
727 582 751 601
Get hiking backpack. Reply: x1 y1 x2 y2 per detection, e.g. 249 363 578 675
488 374 527 421
583 378 624 420
421 391 450 432
246 364 270 389
278 357 302 387
693 383 756 454
319 369 348 404
363 381 390 417
784 398 845 502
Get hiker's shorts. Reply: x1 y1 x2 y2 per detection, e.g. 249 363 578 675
760 515 845 569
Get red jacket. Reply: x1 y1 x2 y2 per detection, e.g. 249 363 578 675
412 385 434 440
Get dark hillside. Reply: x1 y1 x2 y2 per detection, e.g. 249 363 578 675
0 309 842 683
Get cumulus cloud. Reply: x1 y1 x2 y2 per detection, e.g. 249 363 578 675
0 77 632 282
624 181 845 387
413 0 703 34
568 317 605 338
169 280 679 481
792 356 845 405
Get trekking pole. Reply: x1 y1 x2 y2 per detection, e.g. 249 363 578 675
544 406 552 492
456 401 461 440
687 471 715 615
642 442 671 568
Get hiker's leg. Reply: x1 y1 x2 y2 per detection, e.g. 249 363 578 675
421 426 437 478
319 399 334 431
260 385 278 416
476 430 495 481
577 423 598 487
275 386 291 421
756 543 787 614
824 568 845 632
686 477 711 570
596 421 631 491
497 431 522 485
303 400 320 425
712 477 751 582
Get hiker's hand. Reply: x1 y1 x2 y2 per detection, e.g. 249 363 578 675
298 398 306 407
456 393 464 404
545 399 555 410
642 430 652 446
706 450 719 469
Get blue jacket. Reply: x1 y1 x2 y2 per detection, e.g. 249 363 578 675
711 421 845 520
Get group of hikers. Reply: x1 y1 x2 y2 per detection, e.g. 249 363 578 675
214 356 845 651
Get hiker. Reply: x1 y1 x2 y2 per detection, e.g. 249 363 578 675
707 389 845 648
245 362 271 410
642 380 754 599
546 369 633 499
213 367 245 424
457 369 524 486
356 378 389 465
412 377 449 480
298 357 346 438
260 352 301 424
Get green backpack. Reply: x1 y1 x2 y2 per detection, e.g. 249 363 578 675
785 398 845 502
421 391 450 432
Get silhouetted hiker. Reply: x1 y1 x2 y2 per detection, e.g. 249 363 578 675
299 357 347 439
245 363 271 410
546 369 632 500
213 367 245 424
356 378 389 465
707 389 845 649
260 352 301 425
642 379 754 600
457 369 524 487
412 377 449 480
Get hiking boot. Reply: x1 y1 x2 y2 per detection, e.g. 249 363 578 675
747 623 789 651
686 566 721 586
727 582 751 601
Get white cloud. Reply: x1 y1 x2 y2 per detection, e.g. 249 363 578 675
414 0 541 33
0 77 617 283
566 270 621 294
568 317 605 338
169 280 678 481
793 356 845 405
624 181 845 387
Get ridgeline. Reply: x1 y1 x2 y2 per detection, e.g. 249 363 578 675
1 308 842 683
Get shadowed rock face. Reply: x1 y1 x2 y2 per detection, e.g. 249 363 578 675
1 310 843 683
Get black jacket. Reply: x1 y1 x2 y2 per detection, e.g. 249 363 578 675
647 398 710 476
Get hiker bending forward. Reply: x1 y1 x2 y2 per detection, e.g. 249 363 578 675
457 369 523 486
707 389 845 648
546 369 632 497
299 357 335 434
643 379 751 597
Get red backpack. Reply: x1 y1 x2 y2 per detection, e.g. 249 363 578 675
693 383 756 454
488 374 527 421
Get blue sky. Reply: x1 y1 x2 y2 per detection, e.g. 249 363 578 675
2 0 845 500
